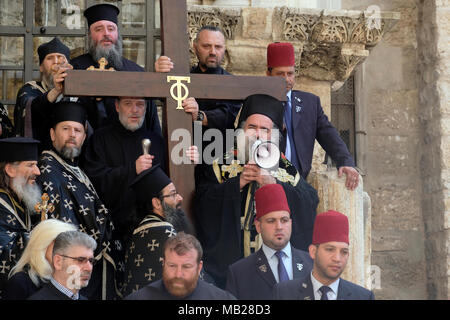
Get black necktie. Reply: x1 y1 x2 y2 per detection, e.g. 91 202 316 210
319 286 331 300
275 251 289 282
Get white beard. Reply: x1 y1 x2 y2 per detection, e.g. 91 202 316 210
11 176 42 213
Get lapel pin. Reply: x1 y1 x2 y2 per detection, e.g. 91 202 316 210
302 283 307 288
304 296 311 300
294 96 302 103
295 106 302 113
259 264 267 273
297 263 303 271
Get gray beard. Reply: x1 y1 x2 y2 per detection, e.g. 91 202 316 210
88 34 123 70
11 176 42 213
42 73 54 90
162 202 193 234
118 112 145 132
60 146 81 160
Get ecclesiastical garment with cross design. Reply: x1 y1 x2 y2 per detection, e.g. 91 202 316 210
36 149 124 300
120 213 176 297
194 150 319 289
82 119 166 246
0 189 32 298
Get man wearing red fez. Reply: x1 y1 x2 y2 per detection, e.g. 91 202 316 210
274 210 375 300
195 94 319 290
267 42 360 191
226 184 312 300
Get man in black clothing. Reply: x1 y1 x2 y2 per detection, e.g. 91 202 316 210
155 25 241 133
13 37 71 152
0 102 14 139
70 3 161 136
125 232 235 300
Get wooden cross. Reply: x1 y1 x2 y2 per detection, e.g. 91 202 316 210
34 193 55 221
63 0 285 218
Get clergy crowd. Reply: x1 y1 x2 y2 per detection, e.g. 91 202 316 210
0 3 373 300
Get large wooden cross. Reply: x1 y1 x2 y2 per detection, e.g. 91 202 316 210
64 0 285 218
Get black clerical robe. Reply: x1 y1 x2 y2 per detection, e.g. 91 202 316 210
194 151 319 289
82 120 165 244
36 150 123 300
125 278 236 300
0 103 14 139
0 189 31 298
190 65 241 132
120 213 176 297
70 53 161 135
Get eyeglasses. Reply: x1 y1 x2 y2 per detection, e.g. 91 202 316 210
59 254 96 265
160 191 179 199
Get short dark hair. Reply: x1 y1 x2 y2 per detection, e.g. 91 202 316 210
163 232 203 263
194 25 225 42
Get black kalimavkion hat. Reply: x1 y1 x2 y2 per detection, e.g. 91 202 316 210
0 137 40 162
84 3 120 27
129 164 172 204
37 37 71 65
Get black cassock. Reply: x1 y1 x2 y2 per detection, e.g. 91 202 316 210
194 151 319 289
36 150 123 300
0 190 31 298
82 120 166 245
70 53 161 134
120 213 176 297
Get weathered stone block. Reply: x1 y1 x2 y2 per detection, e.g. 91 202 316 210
241 8 273 39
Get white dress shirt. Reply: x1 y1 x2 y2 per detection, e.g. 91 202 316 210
310 272 340 300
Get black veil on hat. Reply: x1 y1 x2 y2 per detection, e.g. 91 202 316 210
0 137 40 162
37 37 71 65
129 164 172 205
236 94 284 129
84 3 120 27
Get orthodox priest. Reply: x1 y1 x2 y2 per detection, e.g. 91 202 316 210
0 137 41 298
70 3 161 135
120 165 192 296
82 97 165 246
35 101 123 300
194 94 319 288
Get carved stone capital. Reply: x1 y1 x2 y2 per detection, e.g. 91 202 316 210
275 7 400 81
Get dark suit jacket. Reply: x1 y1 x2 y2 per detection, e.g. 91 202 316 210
27 282 87 300
273 272 375 300
226 246 313 300
284 90 355 179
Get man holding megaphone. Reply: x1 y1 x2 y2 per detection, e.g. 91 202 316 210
194 94 319 289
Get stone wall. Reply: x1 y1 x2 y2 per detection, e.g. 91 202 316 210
416 0 450 300
342 0 430 299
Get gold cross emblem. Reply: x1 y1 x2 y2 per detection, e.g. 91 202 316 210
34 193 55 221
222 160 243 178
87 57 115 71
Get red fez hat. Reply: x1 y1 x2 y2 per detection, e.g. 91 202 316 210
255 184 290 220
312 210 349 244
267 42 295 68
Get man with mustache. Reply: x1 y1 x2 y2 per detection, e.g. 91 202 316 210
194 94 319 289
28 230 96 300
36 101 122 300
226 184 313 299
155 26 241 136
13 38 71 152
0 137 41 297
120 165 194 297
70 3 161 136
273 210 375 300
125 232 235 300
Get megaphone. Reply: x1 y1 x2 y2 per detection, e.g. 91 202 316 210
250 139 280 170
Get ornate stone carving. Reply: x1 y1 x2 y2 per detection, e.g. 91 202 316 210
187 6 242 68
276 7 400 81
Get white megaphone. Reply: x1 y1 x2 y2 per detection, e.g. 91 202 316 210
250 139 280 170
